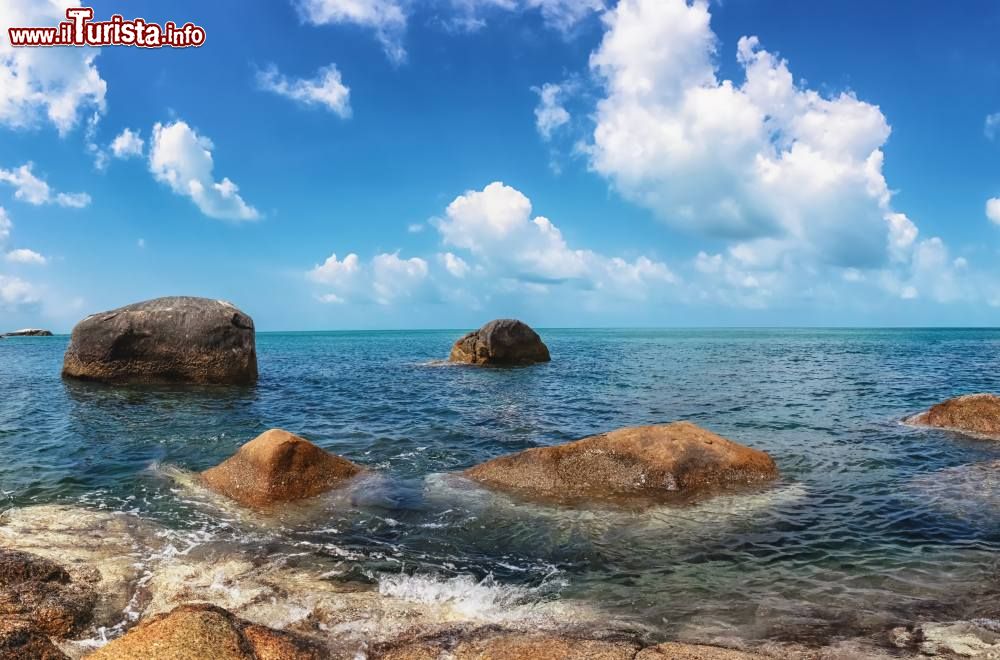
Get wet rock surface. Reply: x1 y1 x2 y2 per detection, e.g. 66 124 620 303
86 603 326 660
905 393 1000 440
463 422 778 503
0 548 95 639
448 319 550 366
61 296 257 385
0 619 68 660
200 428 365 507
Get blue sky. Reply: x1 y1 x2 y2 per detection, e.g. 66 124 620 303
1 0 1000 331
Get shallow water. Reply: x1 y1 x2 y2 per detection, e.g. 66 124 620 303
2 328 1000 646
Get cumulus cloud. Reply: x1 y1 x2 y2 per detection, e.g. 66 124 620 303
0 0 107 135
5 248 47 265
987 197 1000 226
308 250 429 304
0 163 90 207
257 63 352 118
110 128 144 159
555 0 987 308
307 182 677 309
148 120 259 221
588 0 903 271
533 82 570 140
294 0 407 64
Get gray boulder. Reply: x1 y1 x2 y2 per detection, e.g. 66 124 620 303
448 319 550 366
62 296 257 385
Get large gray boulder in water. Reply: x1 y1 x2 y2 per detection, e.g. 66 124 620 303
448 319 550 366
62 296 257 385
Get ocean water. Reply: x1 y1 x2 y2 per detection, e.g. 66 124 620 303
2 328 1000 646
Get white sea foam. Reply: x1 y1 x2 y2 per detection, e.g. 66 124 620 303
377 572 537 620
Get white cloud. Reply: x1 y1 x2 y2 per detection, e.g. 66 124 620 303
407 222 425 233
257 64 352 118
986 113 1000 141
0 0 107 135
294 0 407 64
110 128 144 159
433 181 677 297
5 248 46 265
137 238 145 248
439 251 470 277
148 120 260 222
987 197 1000 226
533 82 570 140
372 252 429 303
0 274 38 306
308 250 428 304
0 163 91 207
587 0 905 271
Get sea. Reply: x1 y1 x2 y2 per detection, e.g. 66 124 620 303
2 328 1000 647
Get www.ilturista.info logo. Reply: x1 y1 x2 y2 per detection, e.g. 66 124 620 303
8 8 206 48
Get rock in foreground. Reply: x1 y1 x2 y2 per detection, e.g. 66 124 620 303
448 319 550 366
2 329 52 337
87 603 326 660
0 547 95 639
905 393 1000 440
201 429 364 507
463 422 778 503
61 296 257 385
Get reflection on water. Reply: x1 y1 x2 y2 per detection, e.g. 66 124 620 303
2 329 1000 646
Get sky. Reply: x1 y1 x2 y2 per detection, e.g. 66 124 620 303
1 0 1000 331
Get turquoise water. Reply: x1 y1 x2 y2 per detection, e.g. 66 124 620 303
2 328 1000 644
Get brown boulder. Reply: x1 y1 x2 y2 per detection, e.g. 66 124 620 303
0 548 95 638
463 422 778 503
62 296 257 385
201 429 364 507
905 393 1000 439
86 603 325 660
448 319 550 365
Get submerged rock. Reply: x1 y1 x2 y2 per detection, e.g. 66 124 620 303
61 296 257 385
448 319 550 366
463 422 778 503
87 603 326 660
201 429 365 507
0 548 95 639
2 329 52 337
905 393 1000 440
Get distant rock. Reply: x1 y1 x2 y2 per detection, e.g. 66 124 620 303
0 548 95 641
201 429 364 507
905 393 1000 440
87 603 327 660
2 329 52 337
448 319 550 366
463 422 778 503
61 296 257 385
